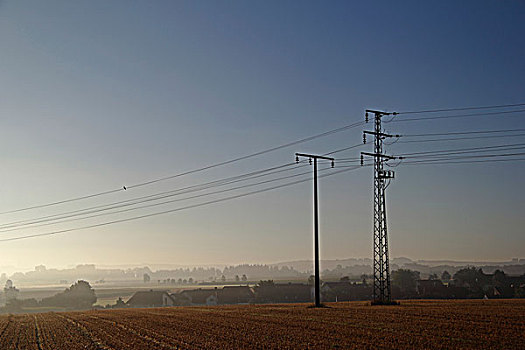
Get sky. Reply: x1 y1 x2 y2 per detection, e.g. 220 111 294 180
0 0 524 271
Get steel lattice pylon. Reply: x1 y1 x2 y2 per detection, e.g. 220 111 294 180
361 110 398 305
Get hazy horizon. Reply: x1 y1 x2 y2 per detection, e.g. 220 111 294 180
0 1 524 269
1 255 523 276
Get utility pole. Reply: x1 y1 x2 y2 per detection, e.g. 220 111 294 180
295 152 334 307
361 109 400 305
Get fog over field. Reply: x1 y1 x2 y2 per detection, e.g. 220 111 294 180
3 257 524 287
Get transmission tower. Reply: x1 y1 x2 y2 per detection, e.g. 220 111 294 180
361 109 400 305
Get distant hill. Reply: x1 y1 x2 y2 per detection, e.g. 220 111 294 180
270 258 372 272
270 257 524 272
3 257 524 287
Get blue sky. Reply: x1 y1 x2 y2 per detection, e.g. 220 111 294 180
0 1 524 270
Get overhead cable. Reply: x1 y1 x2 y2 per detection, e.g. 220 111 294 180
0 120 364 215
396 103 525 115
0 166 362 242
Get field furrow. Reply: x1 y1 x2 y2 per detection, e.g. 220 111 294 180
0 300 523 349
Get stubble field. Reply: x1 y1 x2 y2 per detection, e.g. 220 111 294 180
0 299 523 349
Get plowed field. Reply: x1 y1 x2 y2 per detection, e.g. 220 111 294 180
0 300 523 349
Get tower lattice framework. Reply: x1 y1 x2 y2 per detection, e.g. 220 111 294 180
362 110 398 304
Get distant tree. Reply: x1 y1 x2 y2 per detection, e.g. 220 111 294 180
258 280 274 287
5 297 38 312
66 280 97 307
453 267 484 286
391 269 420 294
0 273 7 284
428 273 438 280
40 280 96 309
4 280 19 302
340 276 350 282
177 278 183 284
235 275 240 282
453 267 488 297
188 277 194 284
241 274 247 282
115 297 126 308
361 274 368 286
441 271 451 281
493 270 507 284
221 275 226 282
183 279 187 284
308 275 315 285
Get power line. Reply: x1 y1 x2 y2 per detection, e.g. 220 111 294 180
0 188 125 216
396 103 525 115
403 148 525 160
0 146 356 230
402 128 525 137
0 143 366 231
125 121 364 190
0 120 364 216
396 152 525 162
396 133 525 144
397 142 525 157
316 143 525 164
0 165 337 233
0 166 362 242
0 162 307 229
323 143 365 156
386 109 525 123
4 104 523 216
381 154 525 168
399 158 525 166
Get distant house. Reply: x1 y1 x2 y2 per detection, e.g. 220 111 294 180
416 280 448 298
217 286 254 305
177 288 218 306
255 283 312 303
126 290 174 308
321 281 371 302
321 282 351 302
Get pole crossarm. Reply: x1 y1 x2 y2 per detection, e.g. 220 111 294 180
361 152 397 160
365 109 398 116
295 153 335 161
363 130 401 138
